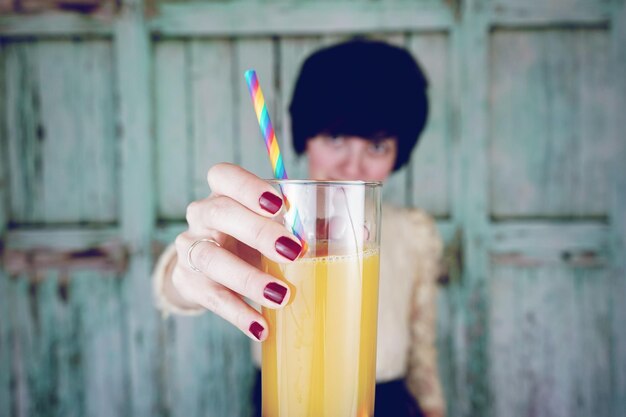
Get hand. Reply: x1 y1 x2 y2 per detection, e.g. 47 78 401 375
171 163 303 342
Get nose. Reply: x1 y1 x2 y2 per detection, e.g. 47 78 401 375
340 142 366 179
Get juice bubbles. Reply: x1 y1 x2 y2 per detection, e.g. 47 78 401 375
261 246 380 417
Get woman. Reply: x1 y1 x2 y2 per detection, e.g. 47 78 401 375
153 39 446 417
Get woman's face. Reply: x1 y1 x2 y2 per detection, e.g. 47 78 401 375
306 135 397 182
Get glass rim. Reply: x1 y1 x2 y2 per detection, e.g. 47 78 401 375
265 179 382 187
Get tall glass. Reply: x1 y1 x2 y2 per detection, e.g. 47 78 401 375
261 180 382 417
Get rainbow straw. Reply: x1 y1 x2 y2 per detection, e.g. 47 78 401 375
244 70 287 180
244 69 307 252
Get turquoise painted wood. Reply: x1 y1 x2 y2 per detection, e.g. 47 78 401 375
1 0 625 416
4 40 117 224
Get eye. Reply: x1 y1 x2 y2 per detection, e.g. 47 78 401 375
368 141 392 156
324 135 346 147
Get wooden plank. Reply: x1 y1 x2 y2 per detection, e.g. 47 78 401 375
50 271 86 417
74 40 117 223
235 38 275 179
572 267 614 417
489 265 613 417
278 36 322 180
488 1 612 27
11 272 35 416
0 40 6 235
0 271 10 415
437 20 465 414
408 32 451 217
611 253 626 417
489 28 612 219
28 39 116 224
5 228 119 251
20 271 71 415
383 167 410 207
0 13 113 37
6 269 127 416
458 1 492 415
9 273 30 416
189 39 237 200
75 270 129 417
37 40 84 223
609 2 626 415
162 314 254 417
0 41 7 409
434 275 455 416
114 0 159 415
5 41 43 223
154 40 192 220
435 219 456 245
151 2 454 36
153 223 186 246
439 19 465 417
490 222 609 253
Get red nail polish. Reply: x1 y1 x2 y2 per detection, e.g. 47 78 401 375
249 321 264 341
264 282 288 305
259 192 282 214
275 237 302 261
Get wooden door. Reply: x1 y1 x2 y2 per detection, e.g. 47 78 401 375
1 0 625 416
450 1 626 416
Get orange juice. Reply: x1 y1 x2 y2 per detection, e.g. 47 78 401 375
261 247 380 417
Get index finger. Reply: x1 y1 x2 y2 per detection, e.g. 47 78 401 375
207 163 283 217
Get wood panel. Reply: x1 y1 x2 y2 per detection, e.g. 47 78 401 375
1 1 624 417
0 39 11 417
0 14 113 37
154 40 193 220
4 39 117 225
457 2 491 414
4 270 127 417
489 28 612 219
0 40 8 236
189 39 237 201
5 42 43 223
159 313 254 417
489 264 613 417
151 2 453 36
0 272 10 416
409 32 451 217
483 0 612 32
74 272 128 417
115 2 159 415
608 3 626 415
236 37 276 179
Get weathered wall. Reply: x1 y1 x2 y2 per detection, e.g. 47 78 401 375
1 1 625 416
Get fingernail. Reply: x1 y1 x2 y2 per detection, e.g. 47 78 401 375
275 237 302 261
264 282 288 305
249 321 264 341
259 192 282 215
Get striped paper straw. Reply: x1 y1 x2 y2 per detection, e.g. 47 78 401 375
244 69 307 252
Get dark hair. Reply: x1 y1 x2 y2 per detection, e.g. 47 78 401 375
289 38 429 171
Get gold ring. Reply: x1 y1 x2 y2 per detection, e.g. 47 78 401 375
187 238 221 273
